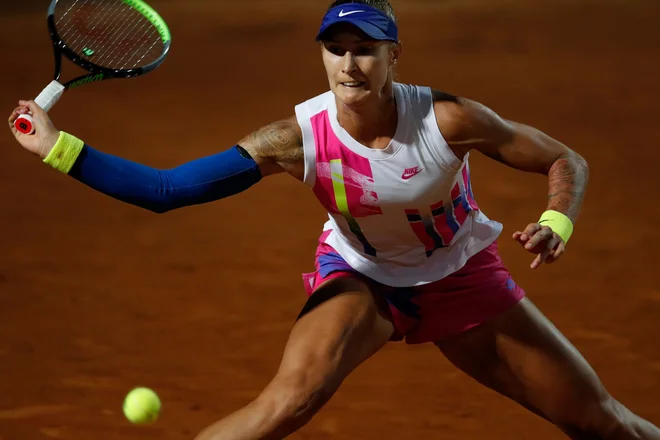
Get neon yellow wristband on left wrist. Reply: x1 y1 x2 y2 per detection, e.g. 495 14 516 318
43 131 85 174
538 210 574 244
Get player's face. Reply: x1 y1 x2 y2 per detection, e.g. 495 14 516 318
321 27 399 107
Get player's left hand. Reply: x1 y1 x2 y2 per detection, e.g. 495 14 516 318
513 223 565 270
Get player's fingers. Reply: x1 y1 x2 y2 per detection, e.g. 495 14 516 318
8 112 18 135
520 223 541 242
8 109 17 124
8 108 24 131
24 100 46 116
546 241 565 264
541 235 561 263
524 226 553 250
533 234 562 268
534 248 551 268
18 100 32 110
513 233 529 248
523 223 542 235
10 105 29 117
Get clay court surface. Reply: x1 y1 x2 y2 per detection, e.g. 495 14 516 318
1 0 659 438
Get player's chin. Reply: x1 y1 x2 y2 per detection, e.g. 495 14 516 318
334 84 371 106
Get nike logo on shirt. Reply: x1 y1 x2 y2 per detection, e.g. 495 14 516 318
402 167 423 180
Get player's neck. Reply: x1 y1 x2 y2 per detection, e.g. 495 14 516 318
335 87 398 150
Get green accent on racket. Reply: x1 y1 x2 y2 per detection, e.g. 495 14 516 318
121 0 172 43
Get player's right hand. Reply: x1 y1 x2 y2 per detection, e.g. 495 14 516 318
8 100 61 160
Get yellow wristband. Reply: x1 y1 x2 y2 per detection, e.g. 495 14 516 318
43 131 84 174
538 210 574 244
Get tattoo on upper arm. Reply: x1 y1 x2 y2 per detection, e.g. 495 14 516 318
243 119 304 166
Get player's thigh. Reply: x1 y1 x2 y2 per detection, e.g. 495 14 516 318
270 276 395 397
435 297 608 423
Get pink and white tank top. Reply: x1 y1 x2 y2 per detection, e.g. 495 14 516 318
294 83 502 287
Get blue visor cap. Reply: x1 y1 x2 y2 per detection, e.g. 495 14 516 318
316 4 398 42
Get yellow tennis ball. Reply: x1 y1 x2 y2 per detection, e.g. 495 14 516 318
123 387 161 425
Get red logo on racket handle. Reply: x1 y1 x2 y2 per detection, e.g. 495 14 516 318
14 114 34 135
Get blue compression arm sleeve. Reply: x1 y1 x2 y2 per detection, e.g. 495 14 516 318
67 145 263 213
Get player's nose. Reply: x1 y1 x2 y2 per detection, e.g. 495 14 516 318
341 52 357 74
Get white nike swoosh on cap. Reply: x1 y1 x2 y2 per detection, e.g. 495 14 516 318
338 9 364 17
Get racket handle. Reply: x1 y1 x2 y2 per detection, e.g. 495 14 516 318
35 80 65 112
14 80 65 135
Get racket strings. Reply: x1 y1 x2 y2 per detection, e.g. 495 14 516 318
105 10 160 68
55 0 165 70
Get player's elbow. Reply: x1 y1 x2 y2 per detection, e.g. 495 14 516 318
571 150 589 179
552 148 589 182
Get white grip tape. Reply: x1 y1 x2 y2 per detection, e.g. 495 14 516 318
34 80 65 112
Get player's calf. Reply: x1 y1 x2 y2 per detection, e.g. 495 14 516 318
193 371 337 440
252 370 338 438
559 397 659 440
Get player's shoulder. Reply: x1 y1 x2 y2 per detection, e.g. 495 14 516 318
430 90 504 143
394 83 464 117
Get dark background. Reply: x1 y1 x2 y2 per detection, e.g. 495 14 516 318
1 0 659 438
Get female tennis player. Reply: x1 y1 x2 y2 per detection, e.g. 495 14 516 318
8 0 659 439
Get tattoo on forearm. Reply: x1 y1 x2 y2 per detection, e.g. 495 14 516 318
547 154 588 222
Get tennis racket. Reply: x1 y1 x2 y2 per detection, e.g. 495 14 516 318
15 0 171 135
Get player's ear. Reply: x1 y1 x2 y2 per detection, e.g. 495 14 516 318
390 41 402 66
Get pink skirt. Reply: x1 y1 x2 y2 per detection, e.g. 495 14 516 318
302 237 525 344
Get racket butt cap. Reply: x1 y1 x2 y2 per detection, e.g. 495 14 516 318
14 114 35 135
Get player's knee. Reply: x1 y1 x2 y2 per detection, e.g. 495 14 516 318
561 396 642 440
257 370 337 430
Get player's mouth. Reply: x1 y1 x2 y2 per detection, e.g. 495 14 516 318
340 81 366 88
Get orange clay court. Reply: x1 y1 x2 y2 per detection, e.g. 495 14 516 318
1 0 659 439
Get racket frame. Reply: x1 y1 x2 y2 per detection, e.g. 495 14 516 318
47 0 171 89
15 0 171 134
